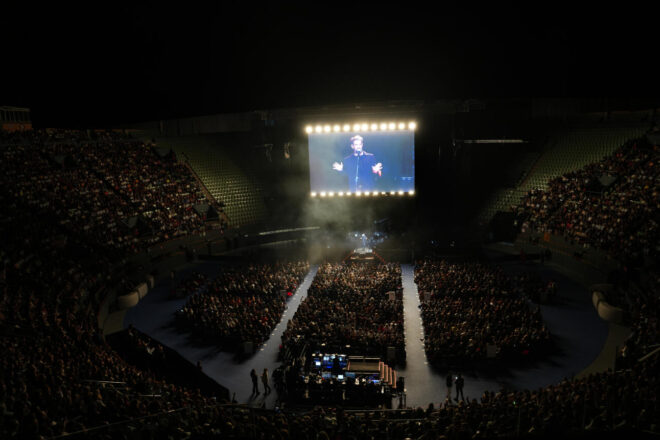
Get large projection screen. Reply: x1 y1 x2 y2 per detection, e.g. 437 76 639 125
308 128 415 195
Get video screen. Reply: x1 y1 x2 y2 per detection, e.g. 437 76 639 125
308 129 415 194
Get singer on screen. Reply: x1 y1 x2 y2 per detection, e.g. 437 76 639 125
332 135 383 192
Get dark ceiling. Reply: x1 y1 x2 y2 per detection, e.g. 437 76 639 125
2 4 657 127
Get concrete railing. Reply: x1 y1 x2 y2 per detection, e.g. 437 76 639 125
117 291 139 309
99 277 154 329
592 291 607 309
591 284 613 309
590 284 625 325
137 282 149 300
597 301 625 324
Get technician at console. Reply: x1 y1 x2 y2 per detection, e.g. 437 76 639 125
332 135 383 192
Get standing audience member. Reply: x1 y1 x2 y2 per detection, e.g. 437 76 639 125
251 369 259 395
262 368 271 395
455 373 465 402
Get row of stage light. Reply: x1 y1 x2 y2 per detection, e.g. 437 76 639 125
311 190 414 197
305 122 416 134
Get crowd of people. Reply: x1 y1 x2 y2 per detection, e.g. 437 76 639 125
281 262 404 360
0 129 230 437
175 262 309 350
170 270 209 299
0 127 658 438
90 136 210 240
415 260 552 363
618 270 659 369
509 272 558 304
0 129 218 256
516 137 659 264
0 198 219 438
107 325 169 377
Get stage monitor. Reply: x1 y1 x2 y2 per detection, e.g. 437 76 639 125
307 122 415 196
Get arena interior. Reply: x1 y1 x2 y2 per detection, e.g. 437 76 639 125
2 5 659 440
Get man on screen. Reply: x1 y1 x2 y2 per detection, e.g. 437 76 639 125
332 135 383 192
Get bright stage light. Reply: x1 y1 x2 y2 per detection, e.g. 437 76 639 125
398 190 404 195
309 121 414 134
409 190 415 195
381 191 386 195
311 192 317 197
338 191 344 196
356 191 362 196
328 191 334 197
345 192 352 196
372 191 379 196
390 191 396 195
320 191 327 197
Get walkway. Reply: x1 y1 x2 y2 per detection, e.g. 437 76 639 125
396 264 443 406
124 262 318 408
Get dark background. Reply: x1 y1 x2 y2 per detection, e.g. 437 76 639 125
2 3 657 128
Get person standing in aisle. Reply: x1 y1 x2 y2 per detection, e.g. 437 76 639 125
251 368 259 395
262 368 271 395
455 373 465 401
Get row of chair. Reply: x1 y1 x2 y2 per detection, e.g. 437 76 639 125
151 135 267 228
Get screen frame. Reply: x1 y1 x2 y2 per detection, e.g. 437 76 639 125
306 122 416 198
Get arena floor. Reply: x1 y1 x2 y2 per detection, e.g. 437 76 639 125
124 259 608 408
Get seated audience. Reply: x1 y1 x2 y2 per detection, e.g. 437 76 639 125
282 262 404 359
176 262 309 350
0 128 658 438
516 138 659 264
415 260 551 362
